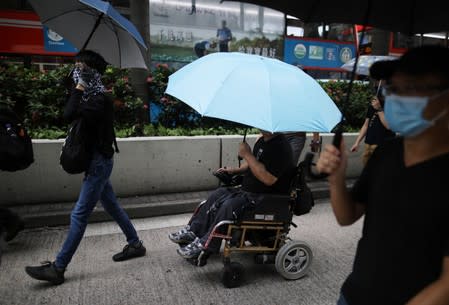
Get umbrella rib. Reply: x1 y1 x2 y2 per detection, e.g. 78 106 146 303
82 13 104 50
111 24 122 68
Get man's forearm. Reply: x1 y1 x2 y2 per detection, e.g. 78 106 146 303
229 163 248 174
329 178 364 226
244 154 276 186
406 279 449 305
354 121 369 145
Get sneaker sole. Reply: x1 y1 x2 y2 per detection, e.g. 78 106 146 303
25 268 64 285
112 250 146 262
176 248 201 259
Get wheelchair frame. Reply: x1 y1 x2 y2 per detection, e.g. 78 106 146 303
187 169 314 288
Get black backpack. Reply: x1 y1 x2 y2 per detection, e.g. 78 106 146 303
0 108 34 172
59 118 91 174
292 161 315 216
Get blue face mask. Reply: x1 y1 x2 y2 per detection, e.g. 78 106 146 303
384 93 447 137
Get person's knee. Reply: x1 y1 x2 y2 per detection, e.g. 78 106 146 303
70 204 92 225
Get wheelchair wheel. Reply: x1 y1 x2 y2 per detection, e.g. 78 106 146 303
222 262 244 288
275 241 313 280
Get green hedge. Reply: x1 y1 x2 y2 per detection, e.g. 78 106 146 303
0 63 374 139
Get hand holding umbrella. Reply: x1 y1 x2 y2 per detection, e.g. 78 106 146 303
238 142 252 160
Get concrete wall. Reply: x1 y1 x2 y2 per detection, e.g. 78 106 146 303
0 133 363 206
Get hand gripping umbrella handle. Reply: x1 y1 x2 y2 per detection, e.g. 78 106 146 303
304 129 342 180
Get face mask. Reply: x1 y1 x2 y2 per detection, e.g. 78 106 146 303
72 66 82 84
384 92 448 137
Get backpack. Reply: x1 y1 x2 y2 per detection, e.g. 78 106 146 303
292 161 315 216
59 118 91 174
0 108 34 172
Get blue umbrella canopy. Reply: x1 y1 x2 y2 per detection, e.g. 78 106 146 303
29 0 148 69
166 52 341 133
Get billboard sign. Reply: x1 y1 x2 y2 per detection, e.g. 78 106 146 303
149 0 285 64
284 37 356 70
43 26 78 53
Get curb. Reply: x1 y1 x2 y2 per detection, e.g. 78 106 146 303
11 180 354 229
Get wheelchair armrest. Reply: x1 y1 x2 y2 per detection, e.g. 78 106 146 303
242 193 293 222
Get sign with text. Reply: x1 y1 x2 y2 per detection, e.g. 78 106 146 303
43 26 78 53
284 37 356 70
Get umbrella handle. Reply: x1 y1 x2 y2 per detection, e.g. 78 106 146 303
81 13 104 51
237 128 247 167
305 129 342 180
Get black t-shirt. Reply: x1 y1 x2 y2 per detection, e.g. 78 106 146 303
365 105 395 145
343 138 449 305
241 134 294 194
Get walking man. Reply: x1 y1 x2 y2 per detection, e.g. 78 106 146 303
317 45 449 305
25 50 146 285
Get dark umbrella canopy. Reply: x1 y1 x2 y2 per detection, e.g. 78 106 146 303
29 0 148 69
223 0 449 35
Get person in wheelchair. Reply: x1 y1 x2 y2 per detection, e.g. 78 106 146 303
168 131 295 262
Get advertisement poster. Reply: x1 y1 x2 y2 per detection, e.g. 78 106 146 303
43 26 78 53
284 37 356 70
149 0 285 65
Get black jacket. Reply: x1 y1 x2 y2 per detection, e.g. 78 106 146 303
63 89 115 158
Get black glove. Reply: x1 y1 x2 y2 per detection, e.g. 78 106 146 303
62 75 75 92
62 68 75 92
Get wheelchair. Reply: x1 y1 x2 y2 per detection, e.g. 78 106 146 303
186 165 314 288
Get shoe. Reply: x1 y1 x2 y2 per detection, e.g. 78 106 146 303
177 237 203 259
112 240 146 262
25 261 65 285
4 215 25 242
168 226 196 244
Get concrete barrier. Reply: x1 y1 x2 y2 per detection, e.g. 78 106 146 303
0 133 363 206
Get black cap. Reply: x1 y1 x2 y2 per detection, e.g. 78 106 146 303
369 45 449 81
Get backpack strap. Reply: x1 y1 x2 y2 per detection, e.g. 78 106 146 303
112 127 119 153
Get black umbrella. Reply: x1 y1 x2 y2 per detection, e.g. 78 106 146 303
222 0 449 35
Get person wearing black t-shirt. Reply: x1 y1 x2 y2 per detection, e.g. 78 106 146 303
317 45 449 305
169 131 294 261
351 94 395 165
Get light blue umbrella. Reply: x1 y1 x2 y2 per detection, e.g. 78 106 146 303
29 0 148 69
341 55 397 76
166 52 341 133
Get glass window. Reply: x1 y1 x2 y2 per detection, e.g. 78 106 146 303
301 23 355 42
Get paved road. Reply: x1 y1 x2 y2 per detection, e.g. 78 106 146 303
0 200 363 305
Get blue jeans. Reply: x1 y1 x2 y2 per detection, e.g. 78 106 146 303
337 293 349 305
55 152 139 269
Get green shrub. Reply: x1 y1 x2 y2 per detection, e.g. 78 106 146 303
0 64 145 132
319 80 373 130
103 66 145 128
0 62 373 139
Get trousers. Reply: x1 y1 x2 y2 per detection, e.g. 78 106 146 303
55 152 139 268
